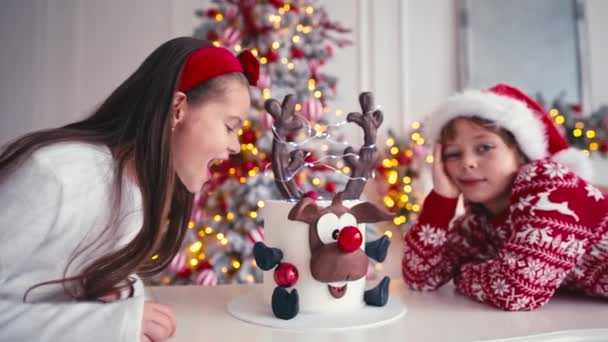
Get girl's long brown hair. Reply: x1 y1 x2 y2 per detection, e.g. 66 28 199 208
0 37 246 301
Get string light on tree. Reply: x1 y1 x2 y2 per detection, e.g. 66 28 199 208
376 122 428 231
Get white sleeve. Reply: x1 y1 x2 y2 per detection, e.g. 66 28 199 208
0 156 64 277
0 296 145 342
0 156 145 341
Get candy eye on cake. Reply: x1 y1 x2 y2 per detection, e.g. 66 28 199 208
253 92 394 320
316 213 340 244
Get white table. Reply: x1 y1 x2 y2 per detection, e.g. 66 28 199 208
147 279 608 342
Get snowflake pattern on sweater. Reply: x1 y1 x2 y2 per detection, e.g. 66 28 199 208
402 159 608 311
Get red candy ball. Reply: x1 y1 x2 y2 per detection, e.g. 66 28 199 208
274 262 299 287
337 226 362 253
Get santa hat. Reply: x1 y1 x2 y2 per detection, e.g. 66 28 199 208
425 83 592 181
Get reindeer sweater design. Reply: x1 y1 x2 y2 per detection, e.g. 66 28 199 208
402 159 608 311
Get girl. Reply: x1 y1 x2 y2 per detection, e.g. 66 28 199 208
0 37 259 341
402 84 608 311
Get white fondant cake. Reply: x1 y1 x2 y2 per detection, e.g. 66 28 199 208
261 199 367 314
254 91 393 321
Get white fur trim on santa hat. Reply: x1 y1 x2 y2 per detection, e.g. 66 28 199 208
553 147 593 181
425 90 548 161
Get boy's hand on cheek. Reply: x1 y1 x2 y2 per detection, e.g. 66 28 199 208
432 144 460 199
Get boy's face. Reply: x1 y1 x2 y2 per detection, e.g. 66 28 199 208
171 79 250 193
442 118 525 214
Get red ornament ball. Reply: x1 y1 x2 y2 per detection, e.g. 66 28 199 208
241 130 257 144
243 161 255 172
325 182 337 193
265 50 279 62
269 0 283 8
177 267 191 278
274 262 299 287
206 31 219 41
337 226 362 253
291 47 305 59
304 190 319 200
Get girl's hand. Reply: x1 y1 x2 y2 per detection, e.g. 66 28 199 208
98 281 133 303
97 290 121 303
432 144 460 199
141 301 176 342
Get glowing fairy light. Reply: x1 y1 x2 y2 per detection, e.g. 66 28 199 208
190 241 202 253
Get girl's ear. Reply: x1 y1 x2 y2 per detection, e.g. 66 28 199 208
171 92 188 130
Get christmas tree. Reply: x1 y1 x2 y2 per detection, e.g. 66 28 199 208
537 92 608 156
150 0 358 286
374 123 430 233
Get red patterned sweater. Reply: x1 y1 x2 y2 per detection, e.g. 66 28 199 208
402 159 608 311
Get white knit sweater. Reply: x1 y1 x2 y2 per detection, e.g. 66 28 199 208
0 142 145 341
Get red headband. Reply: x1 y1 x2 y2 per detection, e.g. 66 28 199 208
178 46 259 92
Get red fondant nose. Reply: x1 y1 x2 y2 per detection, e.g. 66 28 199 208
337 226 362 253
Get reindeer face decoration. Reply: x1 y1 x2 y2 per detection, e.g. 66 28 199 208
288 194 391 298
254 92 393 320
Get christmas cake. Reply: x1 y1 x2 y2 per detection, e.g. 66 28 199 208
253 92 394 320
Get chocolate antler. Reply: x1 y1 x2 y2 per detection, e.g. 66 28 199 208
265 95 305 200
340 92 383 200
